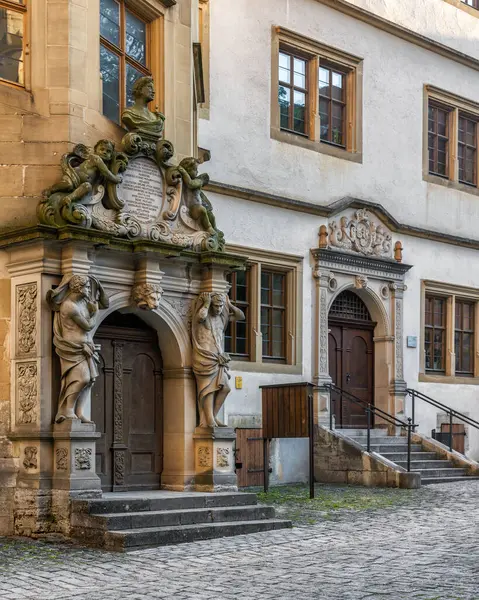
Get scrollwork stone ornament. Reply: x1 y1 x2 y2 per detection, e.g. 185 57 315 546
75 448 92 470
198 446 212 467
216 448 230 468
23 447 37 470
131 283 163 310
17 283 37 356
38 76 225 253
192 293 245 428
47 275 109 424
56 448 68 471
114 452 125 485
328 210 392 257
17 363 37 424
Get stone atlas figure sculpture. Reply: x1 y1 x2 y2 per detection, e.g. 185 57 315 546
192 292 245 428
47 275 109 424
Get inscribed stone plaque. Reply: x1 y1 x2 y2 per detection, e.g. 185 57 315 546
118 157 163 224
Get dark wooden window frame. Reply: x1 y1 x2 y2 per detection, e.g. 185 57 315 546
455 299 475 376
458 112 478 186
425 295 447 373
225 270 250 360
278 48 309 137
0 0 27 89
100 0 151 123
428 101 451 179
261 269 287 363
318 61 347 148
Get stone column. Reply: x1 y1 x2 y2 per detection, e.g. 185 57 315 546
389 282 408 419
312 266 334 426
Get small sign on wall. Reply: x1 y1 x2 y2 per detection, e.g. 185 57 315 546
235 376 243 389
407 336 417 348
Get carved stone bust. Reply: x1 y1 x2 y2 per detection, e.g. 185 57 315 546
121 76 165 142
131 283 163 311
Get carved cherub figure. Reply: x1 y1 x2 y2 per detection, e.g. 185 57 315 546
178 157 216 234
44 140 123 207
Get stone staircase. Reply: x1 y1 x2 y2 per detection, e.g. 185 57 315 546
341 429 479 484
71 490 291 551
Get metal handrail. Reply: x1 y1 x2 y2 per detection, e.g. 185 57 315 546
406 388 479 452
324 383 415 472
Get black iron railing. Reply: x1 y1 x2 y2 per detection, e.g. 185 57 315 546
406 388 479 452
324 383 415 472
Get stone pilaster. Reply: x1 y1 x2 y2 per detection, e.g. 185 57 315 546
389 282 408 417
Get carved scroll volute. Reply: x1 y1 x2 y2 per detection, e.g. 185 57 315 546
104 150 129 211
163 166 182 221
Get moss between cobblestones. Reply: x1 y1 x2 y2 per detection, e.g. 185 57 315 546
253 483 417 525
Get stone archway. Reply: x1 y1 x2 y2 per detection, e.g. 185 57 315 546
92 292 197 491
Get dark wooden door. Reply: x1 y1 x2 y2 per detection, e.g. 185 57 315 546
92 313 163 491
328 323 374 428
235 428 264 487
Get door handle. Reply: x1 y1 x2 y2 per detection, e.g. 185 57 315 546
346 373 351 384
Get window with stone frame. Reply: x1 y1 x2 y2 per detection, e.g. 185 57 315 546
260 270 287 363
273 29 363 162
100 0 151 124
462 0 479 10
425 88 479 194
225 270 250 360
422 282 479 382
0 0 26 87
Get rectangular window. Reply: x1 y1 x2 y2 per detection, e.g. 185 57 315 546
225 270 250 359
261 271 286 362
425 295 446 372
458 114 477 186
455 300 474 375
0 0 26 87
273 29 362 161
319 64 346 147
278 50 308 136
100 0 150 124
428 103 450 178
462 0 479 9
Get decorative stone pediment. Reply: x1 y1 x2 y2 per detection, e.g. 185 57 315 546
326 209 393 258
37 76 224 253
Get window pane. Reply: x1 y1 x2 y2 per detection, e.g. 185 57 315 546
319 98 329 141
293 90 306 134
0 8 24 85
100 45 120 123
279 85 290 129
126 10 147 65
100 0 120 47
331 71 343 101
279 52 290 70
425 329 432 370
126 62 145 108
437 108 447 137
279 67 290 84
319 67 330 97
332 102 344 146
293 57 306 88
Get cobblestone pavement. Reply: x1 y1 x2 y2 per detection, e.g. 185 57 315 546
1 482 478 600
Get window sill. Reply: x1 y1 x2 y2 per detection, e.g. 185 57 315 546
230 360 302 375
419 372 479 385
443 0 479 18
271 127 362 164
424 173 479 197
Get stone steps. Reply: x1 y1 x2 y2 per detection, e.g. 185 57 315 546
343 430 477 485
71 491 291 551
104 519 290 550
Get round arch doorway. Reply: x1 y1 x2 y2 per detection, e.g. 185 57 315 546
92 311 163 492
328 290 375 429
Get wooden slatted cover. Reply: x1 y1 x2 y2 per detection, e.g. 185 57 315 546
261 383 313 439
440 423 466 454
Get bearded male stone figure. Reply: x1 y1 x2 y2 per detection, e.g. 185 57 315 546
47 275 109 424
192 292 245 428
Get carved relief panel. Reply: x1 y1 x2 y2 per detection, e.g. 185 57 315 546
16 283 37 357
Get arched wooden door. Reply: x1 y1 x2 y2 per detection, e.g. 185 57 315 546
328 291 374 428
92 312 163 491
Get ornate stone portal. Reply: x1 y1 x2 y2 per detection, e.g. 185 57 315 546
38 76 225 253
